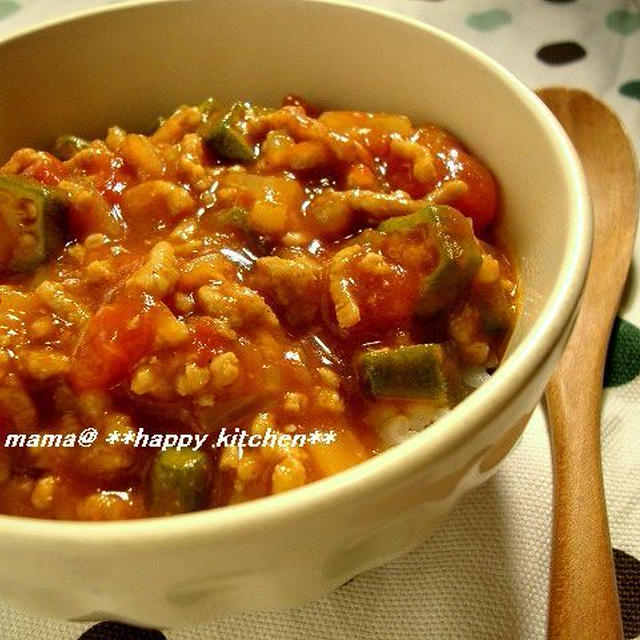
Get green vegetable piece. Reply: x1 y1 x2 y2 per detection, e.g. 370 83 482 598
202 102 261 163
477 281 516 335
215 206 250 232
201 206 250 233
200 205 266 258
376 206 440 234
357 343 449 402
0 175 67 274
379 205 482 317
198 96 223 117
52 135 89 160
144 98 223 136
149 448 212 516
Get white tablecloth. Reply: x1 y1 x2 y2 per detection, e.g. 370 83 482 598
0 1 638 638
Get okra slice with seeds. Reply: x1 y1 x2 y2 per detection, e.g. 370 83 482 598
378 205 482 318
0 175 67 274
149 448 212 516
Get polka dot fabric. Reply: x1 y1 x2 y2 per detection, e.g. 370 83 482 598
605 317 640 388
0 1 639 639
78 623 167 640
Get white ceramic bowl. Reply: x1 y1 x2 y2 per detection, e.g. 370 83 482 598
0 0 591 627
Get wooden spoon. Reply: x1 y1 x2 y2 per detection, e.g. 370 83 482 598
537 87 638 639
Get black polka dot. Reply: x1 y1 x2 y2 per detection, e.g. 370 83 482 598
613 548 640 639
536 41 586 65
78 622 166 640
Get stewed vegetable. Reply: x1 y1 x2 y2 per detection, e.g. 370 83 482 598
357 344 452 402
201 102 264 162
149 449 212 516
52 135 89 161
0 175 67 274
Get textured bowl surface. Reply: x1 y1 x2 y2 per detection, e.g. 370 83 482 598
0 0 591 627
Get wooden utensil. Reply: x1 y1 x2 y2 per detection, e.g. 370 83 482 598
537 88 638 639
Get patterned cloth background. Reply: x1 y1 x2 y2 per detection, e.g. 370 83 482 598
0 0 638 638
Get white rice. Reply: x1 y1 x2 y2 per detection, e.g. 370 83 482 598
462 366 491 389
367 400 449 447
369 367 490 447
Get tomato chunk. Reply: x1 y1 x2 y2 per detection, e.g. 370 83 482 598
188 317 230 367
70 295 157 390
21 152 67 186
436 149 498 232
385 125 498 232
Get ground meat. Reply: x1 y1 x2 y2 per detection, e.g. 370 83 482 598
248 255 323 325
126 241 180 298
197 281 279 329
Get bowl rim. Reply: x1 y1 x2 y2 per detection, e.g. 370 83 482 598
0 0 592 543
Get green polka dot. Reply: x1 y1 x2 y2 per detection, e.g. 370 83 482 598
466 9 512 32
606 9 640 35
620 80 640 100
0 1 19 20
603 317 640 387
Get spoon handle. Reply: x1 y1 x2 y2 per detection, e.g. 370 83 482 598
536 86 637 640
546 352 623 639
